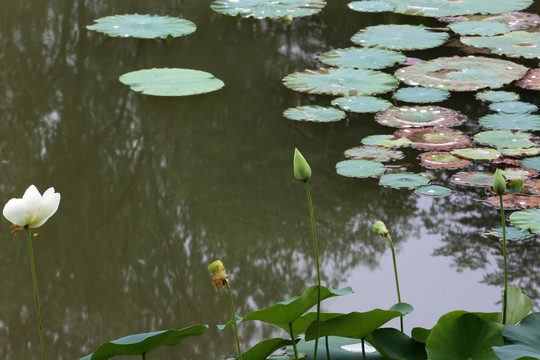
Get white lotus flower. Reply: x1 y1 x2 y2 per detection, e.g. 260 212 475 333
3 185 61 228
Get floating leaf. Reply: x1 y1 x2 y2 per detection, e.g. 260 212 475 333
509 208 540 233
351 24 448 50
415 185 452 196
395 56 528 91
319 47 406 70
485 195 540 210
501 167 538 181
479 113 540 132
119 68 224 96
379 173 430 189
283 105 346 122
522 156 540 171
451 147 501 160
87 14 196 39
394 87 450 103
419 151 473 169
476 90 519 103
332 96 392 113
500 147 540 157
483 226 531 240
462 31 540 59
288 336 385 359
336 160 386 178
517 68 540 90
361 134 412 148
395 128 472 150
376 106 466 128
384 0 533 17
488 101 538 114
450 171 494 187
368 328 428 360
474 130 536 149
441 12 540 31
210 0 326 19
524 179 540 195
449 20 510 36
348 1 395 13
344 146 403 162
493 313 540 360
283 68 397 96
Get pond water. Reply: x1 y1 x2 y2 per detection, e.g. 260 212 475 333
1 0 540 359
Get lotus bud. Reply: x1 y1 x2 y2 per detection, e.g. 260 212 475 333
208 260 225 275
493 169 507 196
293 148 312 182
372 221 389 237
209 260 230 292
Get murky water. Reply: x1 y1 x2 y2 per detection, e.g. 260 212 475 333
1 1 539 359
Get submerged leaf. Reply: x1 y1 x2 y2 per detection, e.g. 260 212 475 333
210 0 326 19
351 24 448 50
283 105 346 122
376 106 466 128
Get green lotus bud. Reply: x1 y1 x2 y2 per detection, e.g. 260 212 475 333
208 260 225 275
281 13 293 25
293 148 312 182
493 169 507 196
372 221 389 237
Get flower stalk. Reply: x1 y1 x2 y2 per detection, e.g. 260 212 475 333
494 169 509 324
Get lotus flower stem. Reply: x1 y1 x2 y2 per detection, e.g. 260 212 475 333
385 234 403 332
225 281 242 360
499 195 508 324
288 323 299 360
25 227 46 360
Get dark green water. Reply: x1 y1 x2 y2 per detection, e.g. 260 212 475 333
1 1 539 358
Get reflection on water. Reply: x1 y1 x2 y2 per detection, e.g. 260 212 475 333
0 0 539 358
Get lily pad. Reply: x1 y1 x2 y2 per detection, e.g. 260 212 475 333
395 128 472 150
351 24 448 50
489 102 538 114
395 56 528 91
476 90 519 103
379 172 430 189
474 130 536 149
524 179 540 195
394 87 450 103
348 1 395 13
344 146 404 162
383 0 533 17
517 68 540 90
451 147 501 160
331 96 392 113
419 151 473 169
479 113 540 132
415 185 452 196
522 156 540 171
485 194 540 210
483 226 531 240
462 31 540 59
449 20 510 36
319 47 406 70
87 14 196 39
450 171 494 187
119 68 224 96
361 134 412 148
376 106 466 128
501 167 538 181
510 208 540 233
493 312 540 360
441 12 540 31
283 68 398 96
336 160 386 178
210 0 326 19
283 105 346 122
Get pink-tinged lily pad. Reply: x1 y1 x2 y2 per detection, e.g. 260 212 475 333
395 128 472 150
403 57 423 66
461 31 540 59
491 157 522 167
501 167 538 181
473 130 536 149
419 151 473 169
440 12 540 31
524 179 540 195
485 195 540 210
395 56 528 91
361 134 412 148
451 147 501 160
351 24 449 50
450 171 494 187
376 106 466 128
344 146 404 162
517 68 540 90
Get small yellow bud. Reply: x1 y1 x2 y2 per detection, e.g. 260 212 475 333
208 260 225 275
372 221 389 237
493 169 507 196
293 148 312 182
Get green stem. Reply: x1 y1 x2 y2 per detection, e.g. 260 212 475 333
304 181 321 360
289 323 299 360
386 234 403 332
225 281 242 360
361 338 367 360
142 354 146 360
326 336 330 360
25 227 46 360
499 195 508 324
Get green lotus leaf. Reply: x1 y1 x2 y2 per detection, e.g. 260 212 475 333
319 47 406 70
119 68 224 96
86 14 196 39
474 130 536 149
451 147 501 160
493 312 540 360
501 147 540 157
288 336 385 359
510 208 540 233
501 167 537 181
241 338 296 360
344 146 403 162
449 21 510 36
394 87 450 103
367 328 428 360
351 24 448 50
419 151 472 169
415 185 452 196
376 106 466 128
336 160 386 178
384 0 533 17
462 31 540 59
517 68 540 90
479 113 540 132
210 0 326 19
505 286 533 325
395 56 528 91
522 156 540 171
451 171 494 187
361 134 412 148
395 128 472 150
283 105 346 122
476 90 519 103
483 226 531 240
348 1 395 13
332 96 392 113
489 102 538 114
485 194 540 210
283 68 397 96
379 172 430 189
524 179 540 195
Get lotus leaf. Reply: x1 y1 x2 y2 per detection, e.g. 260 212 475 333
367 328 428 360
376 106 466 128
395 128 472 150
86 14 196 39
379 173 430 189
415 185 452 196
351 24 448 50
522 156 540 171
348 1 395 13
344 146 403 162
288 336 385 359
489 101 538 114
394 87 450 103
451 171 494 187
501 167 537 181
483 226 531 240
462 31 540 59
283 68 397 96
510 208 540 233
474 130 536 149
451 147 501 160
395 56 528 91
491 157 522 167
361 134 412 148
419 151 473 169
517 68 540 90
500 147 540 157
332 96 392 113
319 47 406 70
449 21 510 36
476 90 519 103
283 105 346 122
485 195 540 210
441 12 540 31
241 338 296 360
336 160 386 178
383 0 533 17
210 0 326 19
493 312 540 360
479 113 540 132
524 179 540 195
119 68 225 96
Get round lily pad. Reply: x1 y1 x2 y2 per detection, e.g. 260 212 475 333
509 208 540 233
476 90 519 103
489 101 538 114
361 134 412 147
331 96 392 113
441 12 540 31
450 171 494 187
524 179 540 195
318 47 406 70
283 105 346 122
119 68 225 96
517 68 540 90
395 56 528 91
419 151 473 169
210 0 326 19
394 87 450 103
461 31 540 59
379 172 430 189
415 185 452 196
344 146 404 162
473 130 536 149
86 14 196 39
478 113 540 132
351 24 448 50
451 147 501 160
283 68 398 96
336 159 386 178
491 157 522 167
448 21 510 36
501 148 540 157
483 226 531 240
376 106 466 128
395 128 472 150
501 167 538 181
522 156 540 171
383 0 533 17
485 195 540 210
348 1 395 12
